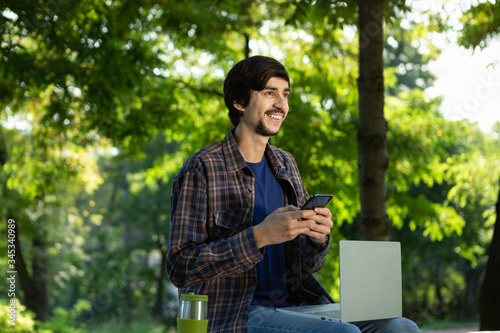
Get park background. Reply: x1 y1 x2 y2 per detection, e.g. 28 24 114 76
1 0 499 332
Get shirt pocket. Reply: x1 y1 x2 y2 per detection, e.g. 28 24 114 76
213 208 253 239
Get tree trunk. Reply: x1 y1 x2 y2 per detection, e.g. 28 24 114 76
153 177 167 318
464 267 481 318
2 128 48 321
479 181 500 329
13 222 49 321
357 0 390 241
244 33 250 59
153 240 167 317
120 161 132 323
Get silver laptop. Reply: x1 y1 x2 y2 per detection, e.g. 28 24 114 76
277 240 402 323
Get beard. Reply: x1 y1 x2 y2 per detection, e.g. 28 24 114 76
254 109 285 136
255 119 281 137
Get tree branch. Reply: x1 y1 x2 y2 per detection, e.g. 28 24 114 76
173 79 223 97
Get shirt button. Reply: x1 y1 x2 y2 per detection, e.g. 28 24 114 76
248 188 253 192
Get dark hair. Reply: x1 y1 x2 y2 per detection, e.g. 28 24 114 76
223 56 290 127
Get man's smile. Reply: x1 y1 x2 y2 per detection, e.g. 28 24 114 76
265 110 285 121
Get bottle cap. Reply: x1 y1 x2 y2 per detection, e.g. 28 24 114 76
180 292 208 302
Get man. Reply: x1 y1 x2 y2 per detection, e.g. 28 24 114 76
166 56 420 333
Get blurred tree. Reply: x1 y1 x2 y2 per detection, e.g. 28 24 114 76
457 1 500 328
458 0 500 49
286 0 413 240
357 0 390 240
0 109 102 321
480 184 500 329
384 18 439 97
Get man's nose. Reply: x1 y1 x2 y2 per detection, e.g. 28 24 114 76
274 95 289 111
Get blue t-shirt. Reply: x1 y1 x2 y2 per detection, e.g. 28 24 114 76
247 156 291 307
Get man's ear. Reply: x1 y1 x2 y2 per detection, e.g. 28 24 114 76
233 102 245 112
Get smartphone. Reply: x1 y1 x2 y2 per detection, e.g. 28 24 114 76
300 194 333 210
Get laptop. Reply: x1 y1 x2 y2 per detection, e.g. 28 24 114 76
277 240 402 323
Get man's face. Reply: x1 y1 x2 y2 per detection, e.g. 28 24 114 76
235 77 290 137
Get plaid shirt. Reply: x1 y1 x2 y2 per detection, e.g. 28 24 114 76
166 130 333 333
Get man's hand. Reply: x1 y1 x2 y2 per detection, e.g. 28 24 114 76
306 207 333 246
253 205 333 249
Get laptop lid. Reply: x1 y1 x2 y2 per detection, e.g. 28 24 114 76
339 240 402 323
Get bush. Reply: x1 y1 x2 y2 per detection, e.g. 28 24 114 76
37 300 91 333
0 298 36 333
0 298 93 333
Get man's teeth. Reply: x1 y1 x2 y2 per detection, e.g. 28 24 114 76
268 114 282 120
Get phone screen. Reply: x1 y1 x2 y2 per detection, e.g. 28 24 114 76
300 194 333 210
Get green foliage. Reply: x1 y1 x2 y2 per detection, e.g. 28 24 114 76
458 0 500 49
384 19 440 96
88 315 167 333
37 300 91 333
0 299 36 333
1 0 499 327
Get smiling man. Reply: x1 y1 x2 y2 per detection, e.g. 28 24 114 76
166 56 420 333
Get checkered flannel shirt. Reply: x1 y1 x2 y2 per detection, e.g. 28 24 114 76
166 130 333 333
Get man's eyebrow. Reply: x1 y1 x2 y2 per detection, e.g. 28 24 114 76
264 86 291 92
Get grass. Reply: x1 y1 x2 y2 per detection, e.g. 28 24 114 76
87 317 175 333
417 317 479 331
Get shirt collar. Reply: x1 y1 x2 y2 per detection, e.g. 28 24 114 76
223 129 286 175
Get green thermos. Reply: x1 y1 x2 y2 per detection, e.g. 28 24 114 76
177 292 208 333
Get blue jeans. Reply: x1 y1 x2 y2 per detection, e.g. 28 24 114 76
246 305 421 333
